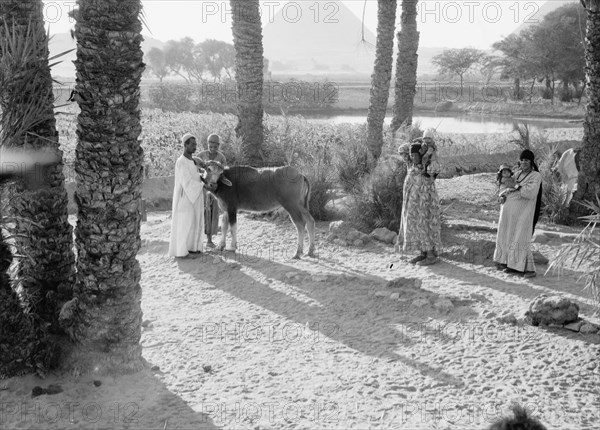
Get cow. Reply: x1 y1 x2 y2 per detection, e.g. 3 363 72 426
201 161 316 259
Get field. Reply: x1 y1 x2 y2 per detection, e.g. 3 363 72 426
55 103 584 183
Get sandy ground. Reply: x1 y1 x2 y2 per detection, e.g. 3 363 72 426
1 174 599 430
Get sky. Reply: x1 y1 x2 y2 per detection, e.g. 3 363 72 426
42 0 549 49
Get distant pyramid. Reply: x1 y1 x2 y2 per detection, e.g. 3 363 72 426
263 1 376 73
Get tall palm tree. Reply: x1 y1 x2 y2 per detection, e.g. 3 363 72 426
68 0 145 373
366 0 397 164
571 0 600 216
230 0 264 166
0 150 60 377
391 0 419 132
0 1 75 335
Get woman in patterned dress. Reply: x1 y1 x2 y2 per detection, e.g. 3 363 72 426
493 149 542 278
398 139 442 266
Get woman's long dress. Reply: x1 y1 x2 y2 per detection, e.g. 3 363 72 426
494 169 542 272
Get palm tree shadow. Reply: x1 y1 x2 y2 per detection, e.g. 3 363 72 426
2 369 221 429
177 250 476 388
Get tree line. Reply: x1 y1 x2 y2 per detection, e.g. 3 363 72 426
431 2 586 104
145 37 269 83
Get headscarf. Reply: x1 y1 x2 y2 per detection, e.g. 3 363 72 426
519 149 542 234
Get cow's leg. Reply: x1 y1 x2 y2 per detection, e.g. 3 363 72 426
225 209 237 252
219 212 229 251
301 208 316 257
286 208 305 259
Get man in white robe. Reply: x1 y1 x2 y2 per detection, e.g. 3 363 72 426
555 148 579 206
168 133 207 258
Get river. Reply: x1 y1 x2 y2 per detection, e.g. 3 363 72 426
301 111 582 134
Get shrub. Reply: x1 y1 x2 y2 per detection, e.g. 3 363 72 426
345 154 406 233
549 198 600 312
335 129 369 193
510 122 530 150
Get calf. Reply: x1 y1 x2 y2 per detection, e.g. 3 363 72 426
203 161 316 259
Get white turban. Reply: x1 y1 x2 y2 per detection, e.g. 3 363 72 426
181 133 196 145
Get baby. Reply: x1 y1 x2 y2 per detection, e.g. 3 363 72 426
417 129 440 178
496 164 516 204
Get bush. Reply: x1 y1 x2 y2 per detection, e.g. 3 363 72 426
144 81 339 116
345 154 406 233
533 137 576 225
550 199 600 312
335 129 369 193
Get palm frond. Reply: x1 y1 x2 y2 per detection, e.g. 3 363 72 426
0 17 70 148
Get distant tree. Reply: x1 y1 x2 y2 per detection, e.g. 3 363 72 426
391 0 419 132
492 3 586 103
199 39 235 81
163 39 191 82
535 3 586 102
366 0 397 164
164 38 205 83
146 47 169 81
432 48 486 92
491 33 539 101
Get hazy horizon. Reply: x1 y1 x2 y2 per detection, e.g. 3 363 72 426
41 0 564 50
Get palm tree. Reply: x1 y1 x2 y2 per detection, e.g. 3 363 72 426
571 0 600 216
230 0 264 166
366 0 397 164
67 0 145 374
391 0 419 132
0 1 75 335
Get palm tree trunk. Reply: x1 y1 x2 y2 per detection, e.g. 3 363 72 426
571 0 600 216
391 0 419 133
0 229 38 377
366 0 397 163
231 0 264 166
68 0 145 374
0 1 75 335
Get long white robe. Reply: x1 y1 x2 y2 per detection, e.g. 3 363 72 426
556 148 578 206
168 155 205 257
494 170 542 272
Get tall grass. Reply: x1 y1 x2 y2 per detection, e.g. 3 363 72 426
549 199 600 313
54 106 584 227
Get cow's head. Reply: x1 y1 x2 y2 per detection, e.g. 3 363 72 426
204 160 232 192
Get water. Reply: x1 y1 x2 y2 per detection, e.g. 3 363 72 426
302 111 582 134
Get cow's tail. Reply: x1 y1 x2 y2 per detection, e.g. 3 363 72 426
302 175 311 210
